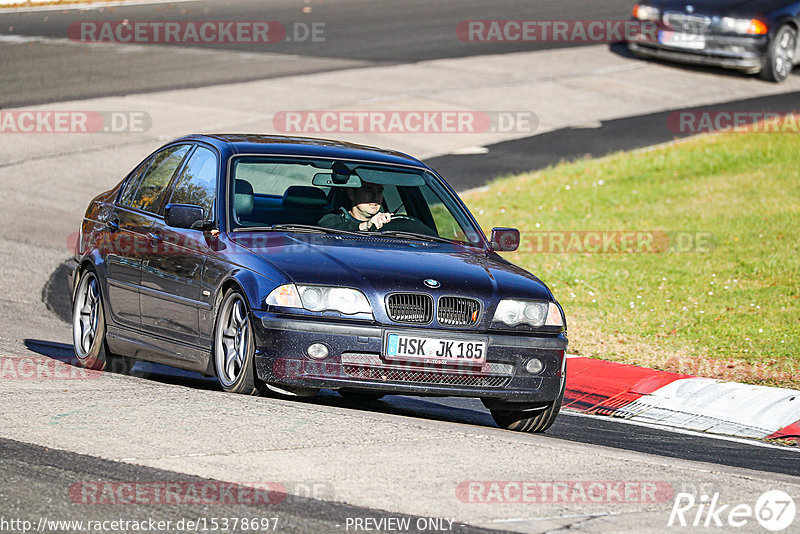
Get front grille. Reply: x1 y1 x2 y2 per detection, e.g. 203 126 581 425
438 296 481 326
386 293 433 324
341 353 513 388
663 12 711 33
344 366 509 387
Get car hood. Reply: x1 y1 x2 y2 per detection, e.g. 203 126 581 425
653 0 786 16
232 232 553 307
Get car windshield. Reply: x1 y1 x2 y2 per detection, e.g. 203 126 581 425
227 156 484 245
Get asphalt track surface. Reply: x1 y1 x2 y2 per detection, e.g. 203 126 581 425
426 86 800 189
25 335 800 480
0 0 636 107
8 335 800 534
2 0 635 58
2 1 800 531
0 436 493 533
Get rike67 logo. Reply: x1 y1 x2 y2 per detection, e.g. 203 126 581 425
668 490 796 531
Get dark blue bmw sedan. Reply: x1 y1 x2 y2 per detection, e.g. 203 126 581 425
68 134 567 433
628 0 799 82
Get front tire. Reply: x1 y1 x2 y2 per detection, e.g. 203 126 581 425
72 268 133 374
490 381 565 433
760 25 797 82
213 289 260 395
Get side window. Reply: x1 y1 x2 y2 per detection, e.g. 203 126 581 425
125 145 191 213
168 146 218 219
119 158 153 206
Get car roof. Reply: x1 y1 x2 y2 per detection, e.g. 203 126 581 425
173 134 429 169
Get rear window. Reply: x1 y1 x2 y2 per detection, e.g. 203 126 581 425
121 145 191 213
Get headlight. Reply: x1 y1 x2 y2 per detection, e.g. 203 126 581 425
266 284 372 316
298 285 372 315
718 17 767 35
492 300 563 328
265 284 301 308
632 4 660 21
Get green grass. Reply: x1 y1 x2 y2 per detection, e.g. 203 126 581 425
461 130 800 388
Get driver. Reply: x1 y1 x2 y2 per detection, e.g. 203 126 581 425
318 180 394 231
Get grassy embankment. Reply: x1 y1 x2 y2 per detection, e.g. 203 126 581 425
462 128 799 388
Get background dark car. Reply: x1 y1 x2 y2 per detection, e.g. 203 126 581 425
628 0 800 81
68 134 568 433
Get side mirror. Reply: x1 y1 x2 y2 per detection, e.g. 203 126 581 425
490 227 520 251
164 204 208 230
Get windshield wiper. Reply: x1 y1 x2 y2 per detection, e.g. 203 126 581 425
376 230 455 244
237 224 459 244
234 224 362 236
270 224 369 236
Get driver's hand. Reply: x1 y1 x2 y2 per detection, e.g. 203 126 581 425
363 212 393 230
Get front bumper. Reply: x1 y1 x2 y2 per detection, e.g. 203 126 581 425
253 313 567 406
628 32 768 71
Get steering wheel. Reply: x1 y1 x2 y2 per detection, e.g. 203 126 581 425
380 215 438 237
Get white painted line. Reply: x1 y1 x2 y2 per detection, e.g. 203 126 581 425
485 512 613 524
0 0 198 12
0 34 76 45
561 410 800 452
449 146 489 155
0 33 310 62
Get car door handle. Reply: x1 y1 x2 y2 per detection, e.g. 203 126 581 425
106 219 120 232
147 232 162 246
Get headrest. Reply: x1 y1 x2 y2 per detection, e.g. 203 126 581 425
234 179 254 217
282 186 328 209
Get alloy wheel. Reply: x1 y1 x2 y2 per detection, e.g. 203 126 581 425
73 273 100 360
216 294 251 387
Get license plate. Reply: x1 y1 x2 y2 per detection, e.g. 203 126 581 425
384 333 487 364
658 30 705 50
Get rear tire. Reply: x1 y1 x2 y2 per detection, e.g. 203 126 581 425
72 268 134 374
760 25 797 82
213 289 260 395
490 380 565 433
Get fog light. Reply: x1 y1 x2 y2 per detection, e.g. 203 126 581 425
525 358 544 374
307 343 329 360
